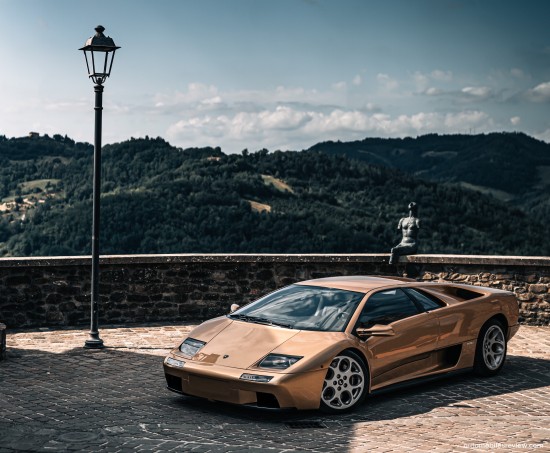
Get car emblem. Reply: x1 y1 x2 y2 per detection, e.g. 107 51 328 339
223 355 229 359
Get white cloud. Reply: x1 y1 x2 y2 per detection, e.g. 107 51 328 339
412 72 429 91
166 106 493 153
461 86 492 98
424 87 444 96
365 102 381 112
377 73 399 91
510 116 521 126
418 85 495 102
332 81 347 91
526 81 550 102
442 110 490 129
534 127 550 143
352 74 363 86
430 70 453 81
153 83 220 110
258 106 313 130
510 68 527 79
412 70 452 91
201 96 223 106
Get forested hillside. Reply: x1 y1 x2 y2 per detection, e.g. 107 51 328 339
0 133 548 257
309 132 550 199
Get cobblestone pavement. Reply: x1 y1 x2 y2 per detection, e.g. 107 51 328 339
1 323 549 452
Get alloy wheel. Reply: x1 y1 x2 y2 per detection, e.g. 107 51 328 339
483 324 506 371
321 354 366 410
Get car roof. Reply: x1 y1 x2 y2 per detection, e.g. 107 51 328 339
295 276 411 293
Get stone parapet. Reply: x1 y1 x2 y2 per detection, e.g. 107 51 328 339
0 254 548 328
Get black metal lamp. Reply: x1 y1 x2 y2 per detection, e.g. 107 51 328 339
80 26 120 349
80 25 120 85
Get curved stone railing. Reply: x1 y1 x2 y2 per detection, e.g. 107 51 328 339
0 254 548 328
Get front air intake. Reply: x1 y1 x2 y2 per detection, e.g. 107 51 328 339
165 373 183 393
256 392 280 408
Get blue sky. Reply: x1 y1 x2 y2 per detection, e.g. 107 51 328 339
1 0 549 153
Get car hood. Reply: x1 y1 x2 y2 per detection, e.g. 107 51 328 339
182 316 351 371
188 317 300 369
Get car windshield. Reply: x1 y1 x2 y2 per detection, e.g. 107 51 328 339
229 285 365 332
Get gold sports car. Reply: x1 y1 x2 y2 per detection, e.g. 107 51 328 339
163 276 519 412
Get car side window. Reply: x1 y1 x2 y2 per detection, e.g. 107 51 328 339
403 288 444 311
358 288 420 328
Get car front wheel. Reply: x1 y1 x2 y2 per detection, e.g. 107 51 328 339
474 319 507 376
320 350 368 413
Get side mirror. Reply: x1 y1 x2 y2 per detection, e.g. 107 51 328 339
230 304 240 313
356 324 395 339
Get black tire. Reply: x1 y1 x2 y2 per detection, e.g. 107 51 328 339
320 350 369 413
473 319 507 377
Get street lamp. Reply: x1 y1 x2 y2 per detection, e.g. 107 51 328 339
80 25 120 349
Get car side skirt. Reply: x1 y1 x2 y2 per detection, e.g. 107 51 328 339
369 368 473 397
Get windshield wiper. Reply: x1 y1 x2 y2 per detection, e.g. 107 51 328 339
229 314 293 329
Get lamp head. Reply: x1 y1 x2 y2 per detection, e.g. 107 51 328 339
79 26 120 85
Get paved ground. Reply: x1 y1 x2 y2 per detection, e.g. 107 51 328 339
0 323 549 453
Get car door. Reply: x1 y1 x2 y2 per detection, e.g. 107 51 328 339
355 288 440 390
402 287 460 348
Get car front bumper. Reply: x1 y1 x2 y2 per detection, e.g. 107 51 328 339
163 353 326 410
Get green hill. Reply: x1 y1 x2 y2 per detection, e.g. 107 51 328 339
0 133 548 257
308 132 550 199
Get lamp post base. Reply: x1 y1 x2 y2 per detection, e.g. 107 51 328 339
84 334 104 349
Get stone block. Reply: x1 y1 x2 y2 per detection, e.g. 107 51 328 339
59 302 76 312
210 271 226 281
110 292 125 303
127 294 150 303
529 284 548 294
45 311 64 323
45 293 62 304
249 280 265 290
256 269 273 281
6 275 32 286
517 292 534 302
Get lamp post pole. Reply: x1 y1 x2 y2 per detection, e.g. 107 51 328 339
84 82 104 349
80 26 120 349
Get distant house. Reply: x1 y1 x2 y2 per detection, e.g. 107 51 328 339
28 132 39 139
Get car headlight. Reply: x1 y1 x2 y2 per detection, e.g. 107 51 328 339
258 354 303 369
165 357 185 368
179 338 206 358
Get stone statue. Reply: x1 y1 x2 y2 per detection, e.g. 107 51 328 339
389 202 420 265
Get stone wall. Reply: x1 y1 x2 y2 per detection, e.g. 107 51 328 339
0 254 549 329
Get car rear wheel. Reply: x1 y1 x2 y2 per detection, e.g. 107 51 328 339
474 319 507 376
320 350 368 413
